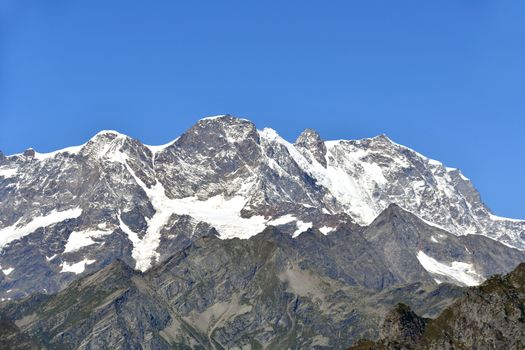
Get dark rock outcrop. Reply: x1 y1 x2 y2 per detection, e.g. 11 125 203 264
295 128 328 167
349 263 525 350
380 303 428 349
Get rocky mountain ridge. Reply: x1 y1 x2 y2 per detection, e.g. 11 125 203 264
0 228 466 349
0 115 523 301
350 262 525 349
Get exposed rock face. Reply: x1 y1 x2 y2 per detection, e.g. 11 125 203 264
380 303 428 349
421 263 525 349
349 263 525 350
0 232 464 350
0 313 41 349
0 115 524 348
0 115 524 301
295 128 328 167
363 204 525 287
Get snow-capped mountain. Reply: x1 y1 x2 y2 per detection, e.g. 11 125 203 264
0 115 523 299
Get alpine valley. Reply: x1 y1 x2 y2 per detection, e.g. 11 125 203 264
0 115 524 349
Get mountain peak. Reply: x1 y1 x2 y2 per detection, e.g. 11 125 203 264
295 128 327 167
23 148 36 158
371 133 393 142
296 128 322 144
197 114 252 126
91 130 128 141
182 114 259 146
373 203 407 220
85 130 130 149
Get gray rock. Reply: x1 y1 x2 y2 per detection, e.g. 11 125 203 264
295 128 327 167
0 115 523 328
0 233 465 349
349 263 525 350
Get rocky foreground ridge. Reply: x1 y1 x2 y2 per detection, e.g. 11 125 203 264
0 229 464 349
350 262 525 349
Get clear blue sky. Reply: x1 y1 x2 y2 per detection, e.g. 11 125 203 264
1 1 524 218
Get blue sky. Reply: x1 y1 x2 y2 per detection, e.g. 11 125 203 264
0 1 524 218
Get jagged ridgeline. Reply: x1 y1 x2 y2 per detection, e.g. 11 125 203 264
0 115 524 348
349 263 525 349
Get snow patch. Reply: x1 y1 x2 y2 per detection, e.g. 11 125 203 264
60 259 96 274
93 130 126 138
200 115 251 123
64 229 113 253
322 208 332 214
0 208 83 249
145 137 179 154
489 214 525 223
118 214 141 247
200 115 228 121
293 221 313 237
2 267 14 276
0 167 18 178
121 154 268 270
34 144 84 160
319 226 335 235
416 251 484 286
267 215 297 226
169 196 268 240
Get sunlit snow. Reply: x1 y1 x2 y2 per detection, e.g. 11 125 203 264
60 259 96 274
416 250 484 286
319 226 335 234
259 129 387 224
489 214 525 223
0 208 83 249
120 153 288 271
1 266 14 276
266 214 297 226
0 167 18 178
64 229 113 253
145 138 179 154
33 144 84 160
293 221 313 237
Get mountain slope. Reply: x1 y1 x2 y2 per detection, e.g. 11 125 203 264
0 231 466 349
350 262 525 349
0 115 523 300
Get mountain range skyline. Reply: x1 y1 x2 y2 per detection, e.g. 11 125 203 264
2 114 524 222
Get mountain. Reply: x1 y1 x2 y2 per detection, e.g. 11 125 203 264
0 115 524 301
350 262 525 349
0 115 524 348
0 232 465 349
